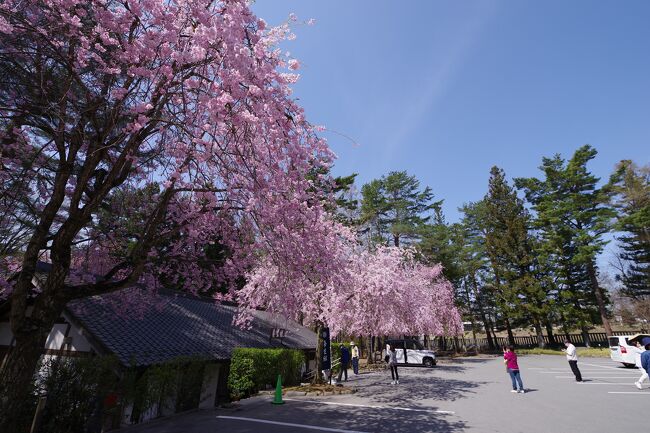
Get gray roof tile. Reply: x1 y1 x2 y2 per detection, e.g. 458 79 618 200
66 289 316 367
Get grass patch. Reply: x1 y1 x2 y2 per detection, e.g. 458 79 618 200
518 347 609 357
284 384 356 395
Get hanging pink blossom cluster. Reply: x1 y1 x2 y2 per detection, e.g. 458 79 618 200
0 0 341 304
0 0 461 337
238 244 463 337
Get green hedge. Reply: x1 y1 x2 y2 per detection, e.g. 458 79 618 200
227 348 305 399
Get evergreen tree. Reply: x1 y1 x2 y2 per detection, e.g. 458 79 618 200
607 160 650 298
360 171 440 247
419 208 463 285
332 174 361 227
457 200 500 348
359 179 388 245
484 167 549 347
515 145 615 338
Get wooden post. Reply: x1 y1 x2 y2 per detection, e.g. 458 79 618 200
30 396 47 433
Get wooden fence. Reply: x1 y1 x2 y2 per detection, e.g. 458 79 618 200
431 330 643 352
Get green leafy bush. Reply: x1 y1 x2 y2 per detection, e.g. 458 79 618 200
37 355 121 433
227 348 305 399
122 356 209 422
227 357 255 400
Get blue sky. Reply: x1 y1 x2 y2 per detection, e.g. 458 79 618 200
252 0 649 268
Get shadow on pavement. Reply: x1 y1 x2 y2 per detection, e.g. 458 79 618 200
355 361 490 405
444 357 498 364
273 400 467 433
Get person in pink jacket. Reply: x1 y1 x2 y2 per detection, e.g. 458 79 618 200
503 346 525 393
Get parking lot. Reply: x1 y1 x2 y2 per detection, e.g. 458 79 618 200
126 355 648 433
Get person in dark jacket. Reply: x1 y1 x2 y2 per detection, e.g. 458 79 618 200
337 344 350 383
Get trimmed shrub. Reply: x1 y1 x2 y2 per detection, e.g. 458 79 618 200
227 348 305 399
227 357 255 400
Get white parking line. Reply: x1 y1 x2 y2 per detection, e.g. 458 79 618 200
580 362 628 371
608 392 650 395
555 376 638 379
216 416 370 433
538 371 616 374
575 383 637 385
283 398 455 415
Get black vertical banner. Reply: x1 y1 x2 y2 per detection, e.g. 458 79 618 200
321 327 331 370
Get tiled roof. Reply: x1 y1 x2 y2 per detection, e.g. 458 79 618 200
65 290 316 367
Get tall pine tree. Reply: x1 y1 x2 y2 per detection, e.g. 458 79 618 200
607 160 650 298
484 167 549 347
515 145 615 338
457 201 499 348
360 171 439 247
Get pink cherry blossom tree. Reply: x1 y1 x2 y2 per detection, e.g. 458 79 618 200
332 246 462 337
0 0 338 427
238 244 462 379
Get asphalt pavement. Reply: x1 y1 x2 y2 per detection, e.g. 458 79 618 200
123 355 649 433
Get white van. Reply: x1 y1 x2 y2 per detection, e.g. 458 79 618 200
609 335 649 367
385 339 437 367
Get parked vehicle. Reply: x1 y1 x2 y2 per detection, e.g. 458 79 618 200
384 339 437 367
609 335 650 367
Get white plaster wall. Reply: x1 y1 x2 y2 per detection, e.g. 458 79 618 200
1 318 93 353
44 324 67 350
69 325 93 352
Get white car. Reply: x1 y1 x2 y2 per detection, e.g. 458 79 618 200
609 335 649 367
385 339 437 367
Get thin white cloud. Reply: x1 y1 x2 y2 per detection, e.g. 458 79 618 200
382 0 500 163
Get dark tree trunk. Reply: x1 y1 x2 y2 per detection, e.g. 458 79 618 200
559 312 571 342
313 323 327 384
365 336 373 365
545 321 556 347
587 261 613 336
469 318 478 342
581 326 591 348
505 317 516 347
1 268 70 433
0 316 59 432
482 323 494 350
478 308 495 349
490 320 499 346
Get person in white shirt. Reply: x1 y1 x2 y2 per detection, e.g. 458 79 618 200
350 341 360 375
562 340 583 382
631 340 648 390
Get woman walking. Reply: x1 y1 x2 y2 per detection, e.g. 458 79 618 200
388 346 399 385
503 346 525 394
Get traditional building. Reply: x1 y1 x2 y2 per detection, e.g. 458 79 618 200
0 267 316 428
